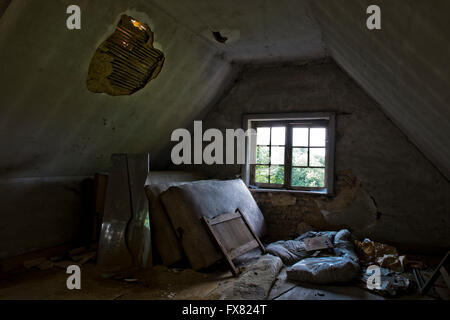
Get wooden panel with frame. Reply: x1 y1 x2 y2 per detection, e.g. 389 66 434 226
202 208 266 276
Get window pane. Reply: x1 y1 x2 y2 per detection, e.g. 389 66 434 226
310 148 325 167
270 166 284 185
292 147 308 166
256 146 270 164
257 127 270 145
271 127 285 145
255 165 269 183
270 146 285 165
310 128 326 147
291 168 325 187
293 128 309 146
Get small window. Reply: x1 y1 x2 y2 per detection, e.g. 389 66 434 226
243 113 335 194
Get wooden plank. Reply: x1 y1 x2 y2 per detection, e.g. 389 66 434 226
207 211 241 226
0 243 73 274
202 216 238 276
439 266 450 290
237 208 266 254
202 208 266 276
229 240 259 260
213 218 253 250
421 250 449 294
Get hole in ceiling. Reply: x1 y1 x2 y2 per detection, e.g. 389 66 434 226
86 15 165 96
212 31 228 43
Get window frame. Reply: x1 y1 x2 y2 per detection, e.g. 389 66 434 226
242 112 336 195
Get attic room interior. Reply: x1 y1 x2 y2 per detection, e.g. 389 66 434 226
0 0 449 307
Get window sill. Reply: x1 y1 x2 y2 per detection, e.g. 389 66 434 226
248 186 330 196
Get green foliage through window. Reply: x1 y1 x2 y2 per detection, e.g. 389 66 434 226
292 168 325 188
270 166 284 185
253 122 329 190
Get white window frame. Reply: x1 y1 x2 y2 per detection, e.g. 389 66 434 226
242 112 336 195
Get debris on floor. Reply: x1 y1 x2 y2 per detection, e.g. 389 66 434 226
303 236 333 252
263 229 446 299
266 231 338 266
286 229 360 284
23 257 48 269
360 266 414 296
219 254 283 300
22 244 98 271
355 238 406 272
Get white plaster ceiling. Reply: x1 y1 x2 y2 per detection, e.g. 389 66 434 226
0 0 326 178
0 0 448 180
151 0 328 62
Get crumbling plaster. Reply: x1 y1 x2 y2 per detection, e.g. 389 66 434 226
1 0 449 258
191 59 449 251
0 0 233 178
0 0 235 258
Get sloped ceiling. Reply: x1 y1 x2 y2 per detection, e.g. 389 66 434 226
0 0 11 18
0 0 448 179
307 0 450 179
0 0 325 178
0 0 233 177
151 0 327 62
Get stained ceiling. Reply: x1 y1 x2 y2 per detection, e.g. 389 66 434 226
0 0 326 178
151 0 328 62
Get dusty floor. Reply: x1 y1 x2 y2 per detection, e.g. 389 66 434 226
0 261 442 300
0 263 234 300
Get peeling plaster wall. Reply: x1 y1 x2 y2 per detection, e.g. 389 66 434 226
193 59 450 251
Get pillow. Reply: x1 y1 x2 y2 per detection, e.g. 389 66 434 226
286 229 360 284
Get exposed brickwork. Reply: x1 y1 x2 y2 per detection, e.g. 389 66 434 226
253 171 359 242
184 59 450 249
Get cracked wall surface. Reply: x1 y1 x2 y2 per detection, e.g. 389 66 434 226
1 0 449 258
194 58 449 251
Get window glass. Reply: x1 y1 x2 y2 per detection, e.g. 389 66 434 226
292 148 308 166
271 127 286 145
270 146 285 165
292 168 325 187
270 166 284 184
310 128 326 147
257 127 270 145
309 148 326 167
292 128 308 146
250 116 333 194
256 146 270 164
255 165 269 183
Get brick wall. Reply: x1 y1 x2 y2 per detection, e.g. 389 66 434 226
253 170 358 241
